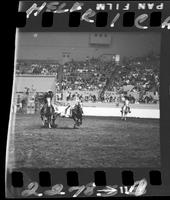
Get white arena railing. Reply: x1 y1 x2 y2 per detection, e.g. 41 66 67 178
56 105 159 119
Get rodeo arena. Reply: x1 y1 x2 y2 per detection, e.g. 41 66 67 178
7 32 160 168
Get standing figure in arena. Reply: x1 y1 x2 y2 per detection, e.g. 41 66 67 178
40 90 56 128
121 95 131 120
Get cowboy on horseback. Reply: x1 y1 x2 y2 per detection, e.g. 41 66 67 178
64 96 83 118
74 97 83 116
43 90 55 112
40 90 56 128
72 97 83 128
121 95 131 120
122 95 131 112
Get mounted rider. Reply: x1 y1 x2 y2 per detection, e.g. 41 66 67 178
121 95 131 114
43 90 55 113
64 96 83 117
40 90 57 128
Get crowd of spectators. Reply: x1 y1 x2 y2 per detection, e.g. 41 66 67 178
16 61 60 75
16 53 160 104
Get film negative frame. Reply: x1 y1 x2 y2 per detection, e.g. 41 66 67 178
4 0 170 198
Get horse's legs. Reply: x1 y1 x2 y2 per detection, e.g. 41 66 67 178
123 112 126 120
76 117 80 126
121 110 123 120
52 118 55 127
122 113 124 120
79 117 82 125
73 117 78 129
78 116 83 126
124 114 126 120
48 116 52 129
49 123 51 129
73 119 77 128
41 115 45 126
52 114 57 127
124 110 127 120
73 120 77 128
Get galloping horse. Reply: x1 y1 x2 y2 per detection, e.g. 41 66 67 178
40 97 56 128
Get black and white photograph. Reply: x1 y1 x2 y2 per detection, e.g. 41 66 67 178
6 31 161 169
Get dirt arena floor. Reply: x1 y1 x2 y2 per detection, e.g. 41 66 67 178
7 113 160 169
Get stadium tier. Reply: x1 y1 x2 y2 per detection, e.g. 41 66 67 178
15 54 159 103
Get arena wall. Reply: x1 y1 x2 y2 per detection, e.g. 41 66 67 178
57 106 159 119
15 75 56 92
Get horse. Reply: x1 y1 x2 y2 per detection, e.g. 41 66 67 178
121 105 130 121
46 102 83 128
40 97 56 128
71 103 83 128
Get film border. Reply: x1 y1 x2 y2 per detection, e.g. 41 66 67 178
4 0 170 198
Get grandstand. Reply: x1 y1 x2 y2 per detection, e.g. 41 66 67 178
15 53 160 104
14 32 160 115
